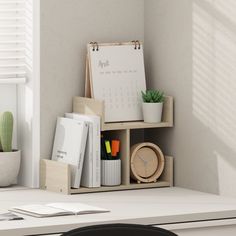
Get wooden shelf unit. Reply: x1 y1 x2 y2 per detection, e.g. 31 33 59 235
39 96 174 194
73 96 173 131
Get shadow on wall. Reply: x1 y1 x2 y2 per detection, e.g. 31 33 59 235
193 0 236 195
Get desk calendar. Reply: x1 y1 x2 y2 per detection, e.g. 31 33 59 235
86 41 146 123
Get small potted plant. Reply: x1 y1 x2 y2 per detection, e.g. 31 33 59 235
141 90 165 123
0 112 21 187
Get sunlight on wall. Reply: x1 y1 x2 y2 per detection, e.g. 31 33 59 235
193 0 236 153
215 151 236 194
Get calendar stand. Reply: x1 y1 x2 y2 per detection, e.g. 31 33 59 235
85 41 147 123
85 54 92 98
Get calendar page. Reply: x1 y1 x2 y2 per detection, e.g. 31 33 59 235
89 43 146 122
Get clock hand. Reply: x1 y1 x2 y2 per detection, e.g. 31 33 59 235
137 154 146 163
144 164 147 177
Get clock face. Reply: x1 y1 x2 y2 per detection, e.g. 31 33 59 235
133 147 158 178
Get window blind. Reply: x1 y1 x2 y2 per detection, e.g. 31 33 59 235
0 0 27 84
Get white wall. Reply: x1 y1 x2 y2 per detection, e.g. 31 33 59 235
40 0 144 158
144 0 236 196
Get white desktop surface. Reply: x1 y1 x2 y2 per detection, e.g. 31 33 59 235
1 187 236 235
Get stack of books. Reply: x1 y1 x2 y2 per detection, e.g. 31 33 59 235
51 113 101 188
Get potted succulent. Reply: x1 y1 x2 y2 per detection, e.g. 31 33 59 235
0 112 21 187
141 90 165 123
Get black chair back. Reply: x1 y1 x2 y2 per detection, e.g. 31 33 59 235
62 223 177 236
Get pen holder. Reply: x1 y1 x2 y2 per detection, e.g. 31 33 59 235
101 159 121 186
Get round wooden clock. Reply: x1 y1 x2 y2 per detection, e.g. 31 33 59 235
130 142 165 183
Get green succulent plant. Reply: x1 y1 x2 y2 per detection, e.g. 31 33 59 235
0 111 13 152
141 90 165 103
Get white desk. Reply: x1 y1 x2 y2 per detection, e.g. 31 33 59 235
1 187 236 236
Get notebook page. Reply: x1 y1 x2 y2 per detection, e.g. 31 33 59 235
47 203 109 214
11 204 69 217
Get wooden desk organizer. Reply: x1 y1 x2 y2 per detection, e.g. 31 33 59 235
40 96 174 195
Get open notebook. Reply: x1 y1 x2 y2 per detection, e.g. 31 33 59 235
0 212 24 221
10 203 109 218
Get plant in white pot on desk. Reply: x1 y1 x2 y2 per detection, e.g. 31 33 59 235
0 112 21 187
141 90 165 123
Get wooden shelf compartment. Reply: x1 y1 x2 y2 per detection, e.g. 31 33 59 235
40 156 173 195
73 96 174 131
102 129 130 185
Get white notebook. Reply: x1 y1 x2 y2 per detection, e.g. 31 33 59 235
65 113 101 188
52 117 88 188
11 203 109 218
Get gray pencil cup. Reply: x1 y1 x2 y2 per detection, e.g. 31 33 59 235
101 159 121 186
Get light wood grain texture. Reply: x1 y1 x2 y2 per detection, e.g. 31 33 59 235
70 181 170 194
119 129 130 185
73 96 106 129
39 155 172 195
163 96 174 126
130 142 165 183
73 96 173 131
86 44 94 98
159 156 174 187
40 159 70 194
102 120 172 131
84 54 91 98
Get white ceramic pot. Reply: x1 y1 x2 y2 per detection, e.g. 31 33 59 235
142 102 163 123
101 159 121 186
0 150 21 187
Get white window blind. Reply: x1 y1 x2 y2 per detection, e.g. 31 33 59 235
0 0 28 84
